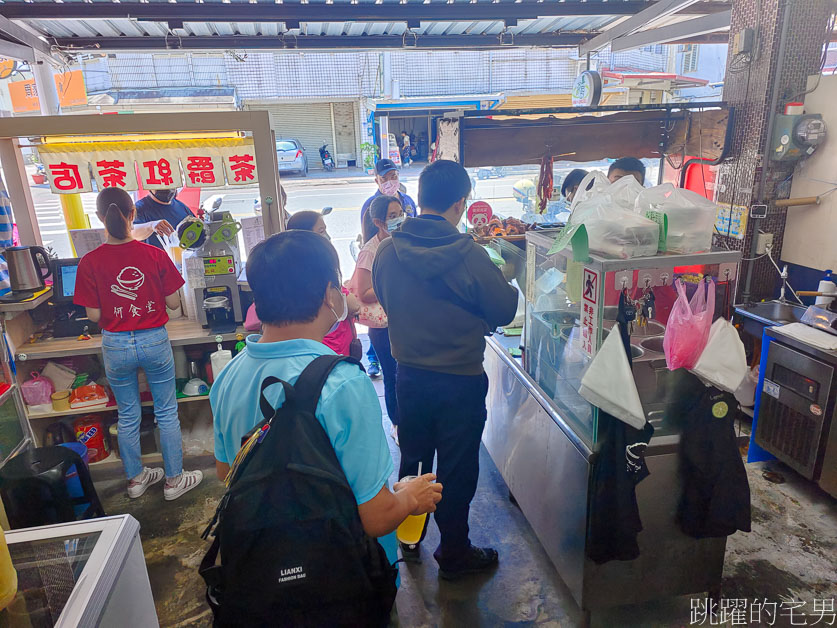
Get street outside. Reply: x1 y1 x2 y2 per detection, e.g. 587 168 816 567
28 160 654 278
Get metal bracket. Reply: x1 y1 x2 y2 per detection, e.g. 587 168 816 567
499 27 514 46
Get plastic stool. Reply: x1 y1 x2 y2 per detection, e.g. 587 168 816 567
0 446 106 530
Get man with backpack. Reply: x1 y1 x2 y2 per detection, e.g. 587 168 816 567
205 230 442 625
372 160 518 579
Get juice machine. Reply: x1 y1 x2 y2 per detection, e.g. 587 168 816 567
179 210 244 331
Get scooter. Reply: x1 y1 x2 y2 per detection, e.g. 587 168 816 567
319 143 335 171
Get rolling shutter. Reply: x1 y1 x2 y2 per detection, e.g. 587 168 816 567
244 102 333 169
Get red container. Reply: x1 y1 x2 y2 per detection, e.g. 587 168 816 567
73 415 110 463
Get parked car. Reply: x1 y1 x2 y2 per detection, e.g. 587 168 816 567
477 166 506 180
276 139 308 176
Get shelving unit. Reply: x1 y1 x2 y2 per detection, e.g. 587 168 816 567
25 394 210 421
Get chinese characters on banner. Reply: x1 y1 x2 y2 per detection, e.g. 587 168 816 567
137 151 183 190
220 146 258 186
40 154 93 193
39 143 258 194
581 267 600 358
91 152 139 191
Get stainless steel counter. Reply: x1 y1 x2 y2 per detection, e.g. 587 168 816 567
483 336 726 613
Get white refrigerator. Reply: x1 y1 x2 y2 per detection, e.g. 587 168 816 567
0 514 158 627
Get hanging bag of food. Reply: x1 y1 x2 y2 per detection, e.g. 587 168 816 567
663 278 716 370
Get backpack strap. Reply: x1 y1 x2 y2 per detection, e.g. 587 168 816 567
293 354 363 416
259 376 296 421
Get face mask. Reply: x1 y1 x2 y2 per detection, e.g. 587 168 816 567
386 215 406 232
380 180 399 196
327 289 348 335
153 189 176 204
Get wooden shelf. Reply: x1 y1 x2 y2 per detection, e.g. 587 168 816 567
26 393 210 420
15 318 246 361
0 288 53 317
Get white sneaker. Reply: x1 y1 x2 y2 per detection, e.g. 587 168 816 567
390 425 399 446
164 470 204 501
127 467 165 499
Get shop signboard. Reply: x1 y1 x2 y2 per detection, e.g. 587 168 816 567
571 71 603 108
581 266 600 358
39 139 258 194
8 79 39 113
54 70 87 108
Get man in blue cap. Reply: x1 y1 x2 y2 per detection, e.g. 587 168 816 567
359 159 417 378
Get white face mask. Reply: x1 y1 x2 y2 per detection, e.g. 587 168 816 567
327 289 348 335
380 180 400 196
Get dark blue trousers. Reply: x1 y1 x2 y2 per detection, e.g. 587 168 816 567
396 365 489 566
367 327 399 426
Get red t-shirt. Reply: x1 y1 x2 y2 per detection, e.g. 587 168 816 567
74 240 185 333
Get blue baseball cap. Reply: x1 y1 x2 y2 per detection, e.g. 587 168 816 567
375 159 398 176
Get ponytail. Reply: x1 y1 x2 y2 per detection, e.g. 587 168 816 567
96 187 134 240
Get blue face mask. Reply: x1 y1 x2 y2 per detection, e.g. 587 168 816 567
386 215 406 232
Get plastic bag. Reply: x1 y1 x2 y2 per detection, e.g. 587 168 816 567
608 174 646 211
691 318 748 393
570 171 610 211
570 195 660 259
663 279 715 370
21 372 55 406
635 183 717 254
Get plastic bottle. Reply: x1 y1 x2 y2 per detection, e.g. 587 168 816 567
816 269 836 307
0 525 18 611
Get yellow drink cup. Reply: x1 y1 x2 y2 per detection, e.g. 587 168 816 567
0 526 18 611
395 475 428 546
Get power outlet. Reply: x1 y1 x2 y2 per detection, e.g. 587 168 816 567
756 232 774 255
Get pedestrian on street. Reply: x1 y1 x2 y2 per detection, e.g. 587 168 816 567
360 159 417 378
372 160 518 578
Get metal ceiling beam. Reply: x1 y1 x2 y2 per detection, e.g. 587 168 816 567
579 0 704 55
0 14 52 56
0 1 730 22
611 10 730 52
0 38 36 63
53 32 596 51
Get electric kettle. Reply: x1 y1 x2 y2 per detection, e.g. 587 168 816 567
5 246 52 293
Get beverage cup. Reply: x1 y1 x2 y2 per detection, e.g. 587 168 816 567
395 475 429 547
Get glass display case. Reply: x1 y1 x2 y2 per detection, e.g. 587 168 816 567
524 229 741 448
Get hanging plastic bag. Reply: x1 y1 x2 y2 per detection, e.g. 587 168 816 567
21 372 55 407
663 279 715 370
635 183 717 254
579 327 646 429
691 318 748 393
570 171 610 211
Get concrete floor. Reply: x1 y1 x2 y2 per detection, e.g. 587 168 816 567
94 376 837 628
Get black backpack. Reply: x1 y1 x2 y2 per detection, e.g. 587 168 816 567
199 355 397 627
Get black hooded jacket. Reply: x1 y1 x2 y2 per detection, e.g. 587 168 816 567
372 214 518 376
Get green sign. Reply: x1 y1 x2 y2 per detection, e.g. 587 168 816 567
645 210 668 252
546 223 589 261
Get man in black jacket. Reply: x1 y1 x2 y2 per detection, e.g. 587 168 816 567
373 160 518 579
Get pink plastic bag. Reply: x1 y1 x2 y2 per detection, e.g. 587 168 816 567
21 372 55 406
663 278 715 370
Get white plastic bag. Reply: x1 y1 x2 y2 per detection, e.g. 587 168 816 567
635 183 717 254
570 171 610 211
579 328 646 429
608 174 646 211
691 318 748 393
570 195 660 259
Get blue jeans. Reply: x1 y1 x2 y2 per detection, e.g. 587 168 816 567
101 326 183 480
367 327 398 426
